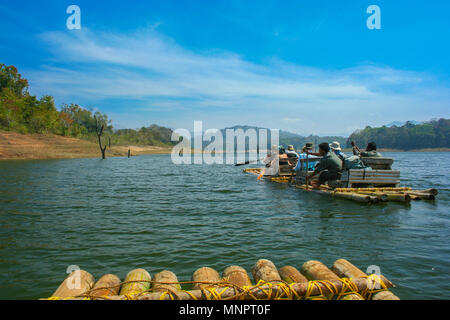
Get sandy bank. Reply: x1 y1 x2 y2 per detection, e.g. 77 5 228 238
0 131 172 161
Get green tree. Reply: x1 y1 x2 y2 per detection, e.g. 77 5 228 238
348 120 450 150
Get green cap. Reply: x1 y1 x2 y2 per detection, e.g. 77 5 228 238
304 142 314 150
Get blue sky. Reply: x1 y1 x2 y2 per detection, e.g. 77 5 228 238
1 0 449 135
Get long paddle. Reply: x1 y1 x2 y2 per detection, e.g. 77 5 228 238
235 157 266 166
305 154 309 190
289 157 299 183
235 160 258 166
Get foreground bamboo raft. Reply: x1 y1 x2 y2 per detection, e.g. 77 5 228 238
243 168 438 204
44 259 399 300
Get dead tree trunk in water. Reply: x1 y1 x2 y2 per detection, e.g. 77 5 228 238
95 115 108 159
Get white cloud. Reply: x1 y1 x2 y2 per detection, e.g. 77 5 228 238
24 28 450 135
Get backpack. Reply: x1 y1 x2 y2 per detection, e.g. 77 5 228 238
344 156 370 170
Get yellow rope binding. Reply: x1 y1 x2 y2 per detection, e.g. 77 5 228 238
44 276 395 300
361 274 388 300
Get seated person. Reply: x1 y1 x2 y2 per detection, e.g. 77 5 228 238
305 142 342 189
330 141 346 160
330 141 346 170
352 141 382 157
293 143 316 171
286 145 299 159
260 145 280 178
279 146 294 167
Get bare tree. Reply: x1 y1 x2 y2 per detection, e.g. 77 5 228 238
94 115 109 159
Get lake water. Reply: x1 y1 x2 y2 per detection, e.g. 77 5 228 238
0 152 449 300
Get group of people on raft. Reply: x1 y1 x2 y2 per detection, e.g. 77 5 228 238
263 141 382 189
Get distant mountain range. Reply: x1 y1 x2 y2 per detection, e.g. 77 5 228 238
219 125 347 151
189 119 444 151
385 120 423 127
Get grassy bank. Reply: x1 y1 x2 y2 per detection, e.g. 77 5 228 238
0 131 172 161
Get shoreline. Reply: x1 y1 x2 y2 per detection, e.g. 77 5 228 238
1 131 448 161
0 131 172 161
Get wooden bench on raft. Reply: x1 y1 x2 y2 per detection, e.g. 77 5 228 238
360 157 394 170
340 169 400 188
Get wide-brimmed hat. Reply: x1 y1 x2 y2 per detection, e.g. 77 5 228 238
287 145 294 151
330 141 342 151
303 142 314 150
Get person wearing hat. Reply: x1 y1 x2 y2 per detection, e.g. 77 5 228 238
293 143 316 172
306 142 343 189
260 144 280 178
279 145 296 168
330 141 346 160
352 141 382 157
286 145 299 159
303 142 313 151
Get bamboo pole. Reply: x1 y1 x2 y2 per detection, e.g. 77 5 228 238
384 193 411 203
404 192 435 200
109 277 392 300
335 187 412 193
378 190 435 200
252 259 282 283
416 188 438 195
192 267 221 290
152 270 181 292
339 189 411 203
223 266 252 287
333 191 373 203
296 185 373 203
350 191 389 202
90 274 121 297
331 259 399 300
301 260 363 300
51 270 95 299
119 268 151 296
279 266 308 284
301 260 341 281
331 259 395 289
50 269 397 300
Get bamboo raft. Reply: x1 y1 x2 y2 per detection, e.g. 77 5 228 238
43 259 399 300
243 168 438 204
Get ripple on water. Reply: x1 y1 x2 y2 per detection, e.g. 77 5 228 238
0 153 449 299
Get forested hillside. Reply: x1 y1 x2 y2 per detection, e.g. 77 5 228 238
348 120 450 150
0 63 175 147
